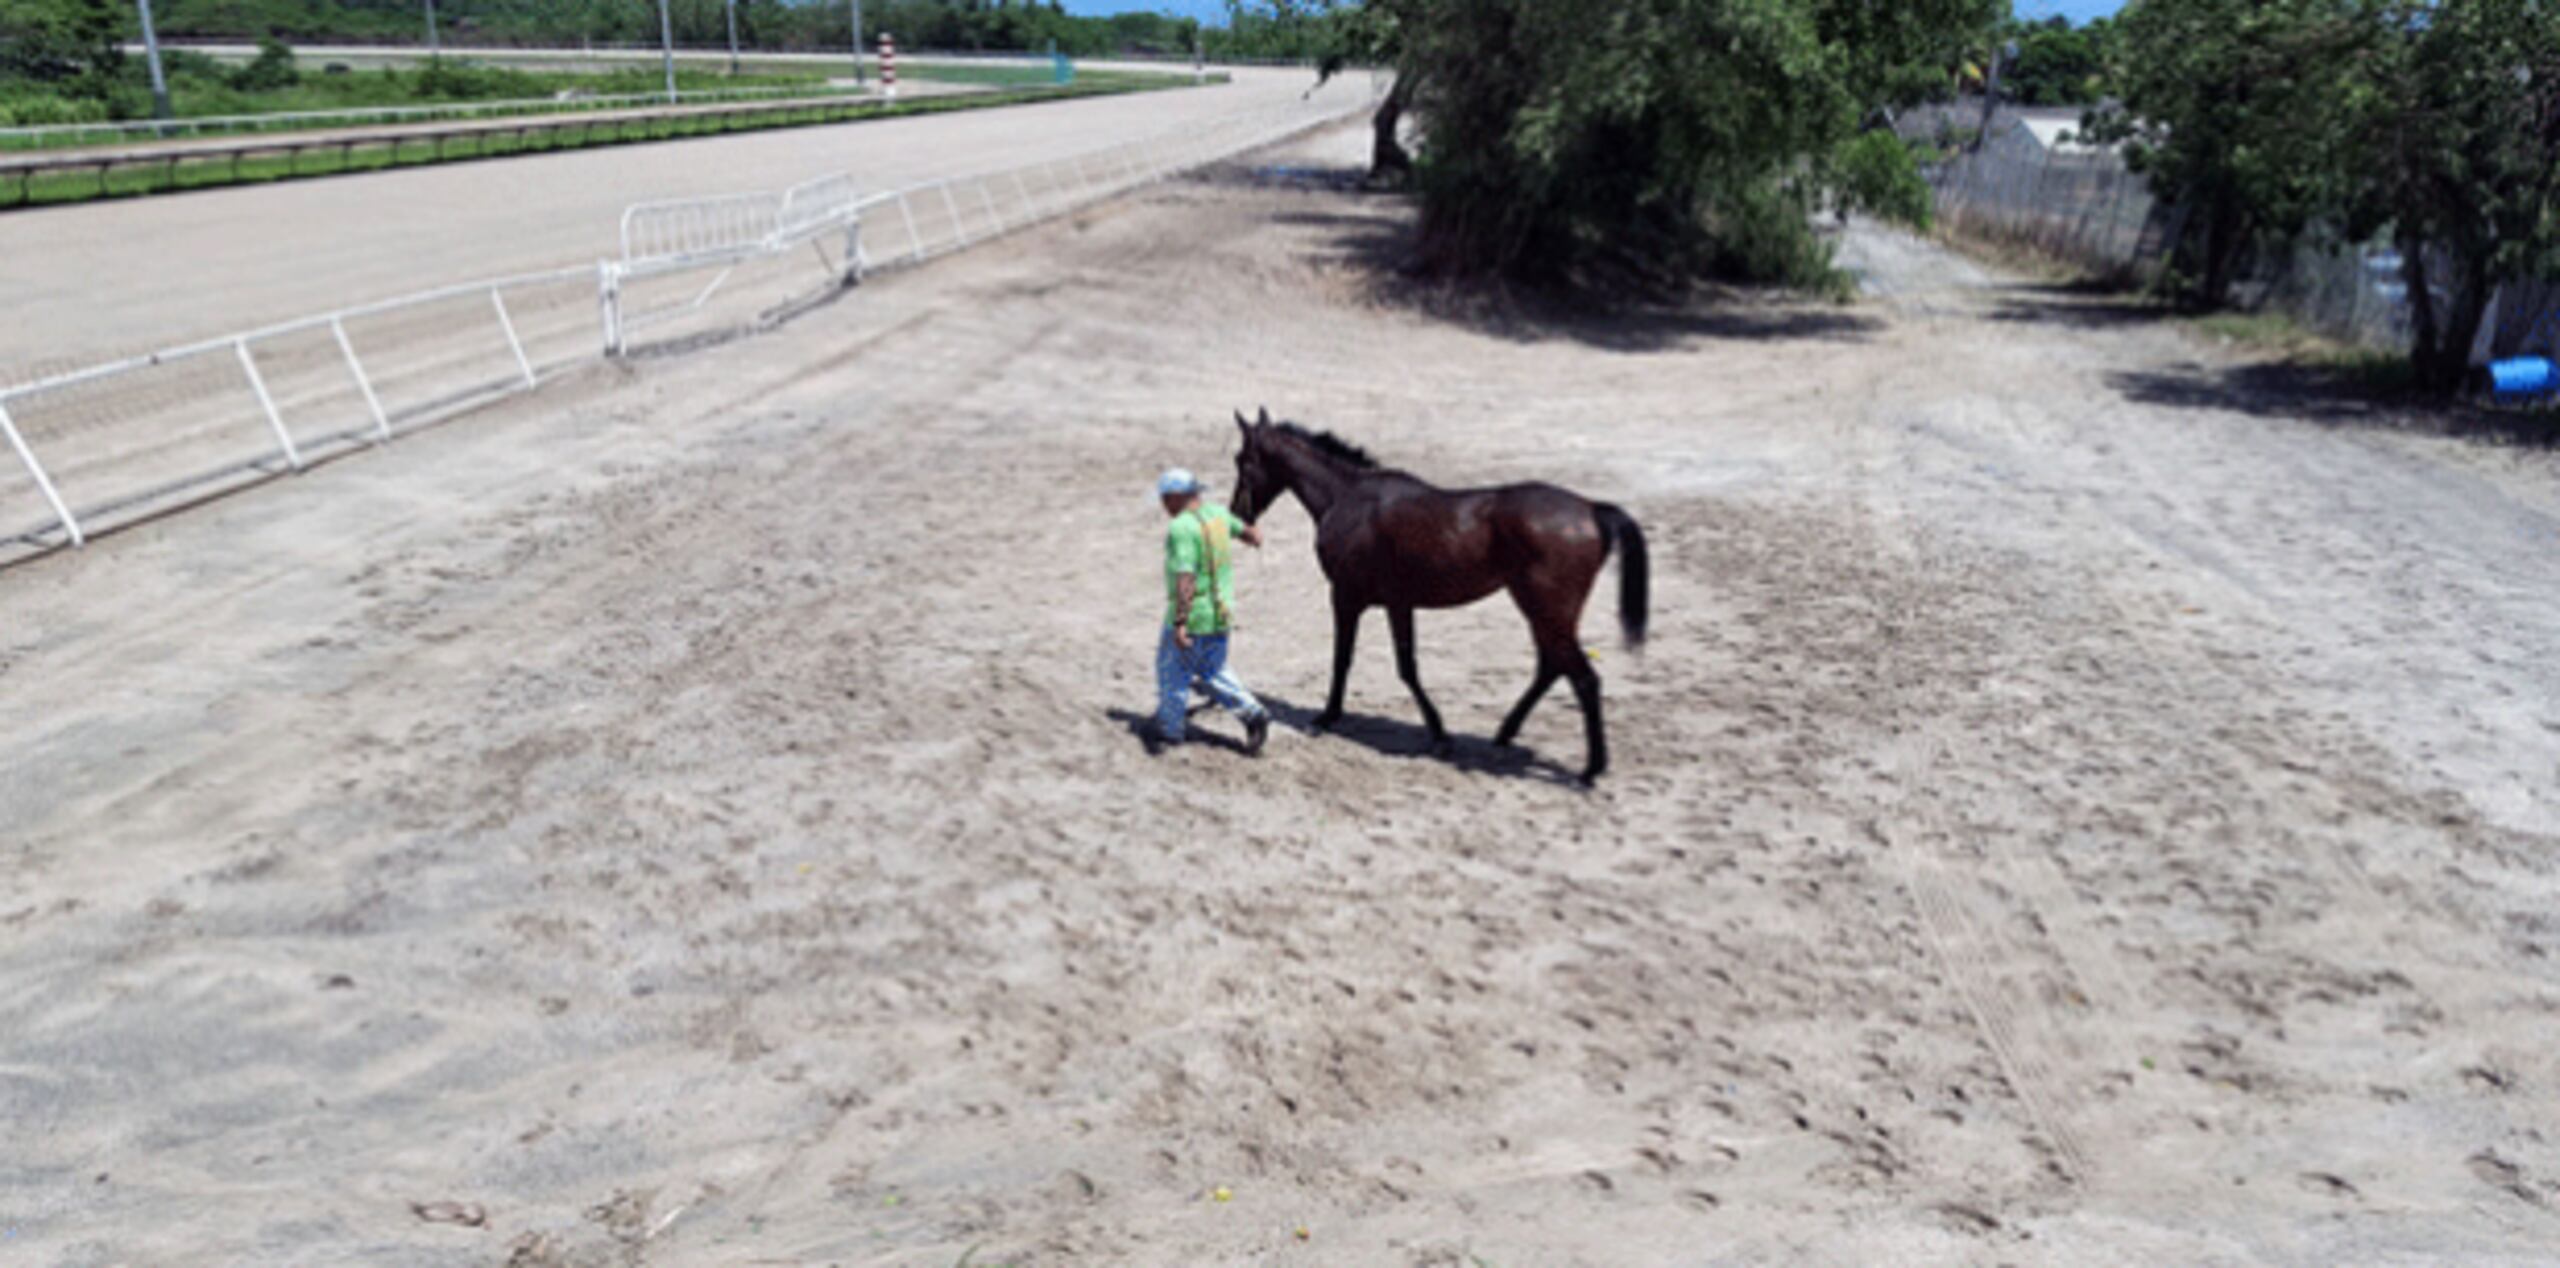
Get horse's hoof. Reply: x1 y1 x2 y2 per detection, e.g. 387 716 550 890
1429 738 1455 759
1311 712 1341 735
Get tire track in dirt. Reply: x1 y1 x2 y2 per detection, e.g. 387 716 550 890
1846 335 2125 1193
1858 270 2560 1225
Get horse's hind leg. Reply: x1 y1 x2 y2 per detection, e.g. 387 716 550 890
1562 649 1606 783
1513 585 1607 781
1493 652 1560 748
1386 605 1450 755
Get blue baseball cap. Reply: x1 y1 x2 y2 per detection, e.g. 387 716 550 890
1156 467 1203 497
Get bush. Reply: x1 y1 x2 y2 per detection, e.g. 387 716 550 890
229 37 298 92
1706 179 1849 296
0 92 112 127
1829 130 1935 231
410 57 542 102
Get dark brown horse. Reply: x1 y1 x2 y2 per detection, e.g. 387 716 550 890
1226 409 1648 782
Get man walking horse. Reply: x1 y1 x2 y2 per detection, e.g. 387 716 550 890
1222 409 1647 784
1147 465 1274 756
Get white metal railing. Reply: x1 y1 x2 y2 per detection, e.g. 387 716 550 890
1 264 589 546
617 171 859 264
3 93 1374 554
601 172 868 352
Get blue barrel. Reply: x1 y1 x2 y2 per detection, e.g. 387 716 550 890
2487 356 2557 396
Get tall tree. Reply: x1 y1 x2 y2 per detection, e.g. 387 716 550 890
2082 0 2379 309
0 0 128 91
2348 0 2560 392
1395 0 1987 287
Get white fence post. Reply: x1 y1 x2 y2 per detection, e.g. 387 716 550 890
939 183 967 247
597 263 625 358
0 397 83 546
898 191 925 263
491 288 538 388
332 317 392 440
235 339 304 471
978 179 1004 237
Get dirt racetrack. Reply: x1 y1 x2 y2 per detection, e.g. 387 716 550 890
5 123 2560 1265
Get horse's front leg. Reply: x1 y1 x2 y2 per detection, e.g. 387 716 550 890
1314 593 1362 733
1387 605 1450 756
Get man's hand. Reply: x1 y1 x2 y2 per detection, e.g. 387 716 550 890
1174 571 1198 650
1239 523 1265 549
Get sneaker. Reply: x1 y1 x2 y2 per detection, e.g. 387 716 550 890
1243 713 1270 756
1143 726 1180 756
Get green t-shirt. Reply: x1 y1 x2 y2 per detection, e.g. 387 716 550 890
1164 504 1241 635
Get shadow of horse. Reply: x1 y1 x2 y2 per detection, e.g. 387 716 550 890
1103 697 1585 788
1260 693 1588 788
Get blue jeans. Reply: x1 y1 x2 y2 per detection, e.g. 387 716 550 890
1156 626 1265 741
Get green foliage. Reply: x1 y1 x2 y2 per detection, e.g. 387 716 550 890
2087 0 2557 392
1828 130 1934 231
0 0 126 95
1816 0 2003 112
229 36 297 92
2343 0 2560 391
2080 0 2379 309
0 88 108 126
409 55 542 101
97 0 1201 59
2002 16 2112 106
1398 0 1993 288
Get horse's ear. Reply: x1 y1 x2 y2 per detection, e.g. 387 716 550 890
1256 406 1272 428
1234 410 1252 438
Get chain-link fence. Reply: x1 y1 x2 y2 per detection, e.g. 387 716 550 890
1920 113 2558 364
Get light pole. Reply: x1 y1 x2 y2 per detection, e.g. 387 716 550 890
425 0 440 54
849 0 866 85
1974 39 2018 152
131 0 173 122
657 0 679 103
725 0 739 75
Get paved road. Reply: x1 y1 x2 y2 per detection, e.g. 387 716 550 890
0 65 1350 376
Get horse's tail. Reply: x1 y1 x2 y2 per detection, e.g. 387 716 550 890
1593 502 1649 650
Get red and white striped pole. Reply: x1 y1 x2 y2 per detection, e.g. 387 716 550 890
880 32 897 98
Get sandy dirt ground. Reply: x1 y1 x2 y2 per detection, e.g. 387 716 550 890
0 65 1351 377
4 124 2560 1266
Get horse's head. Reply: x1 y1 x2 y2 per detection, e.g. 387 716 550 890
1229 407 1284 525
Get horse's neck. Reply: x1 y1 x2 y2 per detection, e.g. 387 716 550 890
1279 445 1356 521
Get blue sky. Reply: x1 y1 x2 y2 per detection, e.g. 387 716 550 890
2014 0 2128 22
1062 1 2130 26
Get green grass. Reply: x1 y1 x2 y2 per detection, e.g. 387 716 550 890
902 61 1067 88
0 61 1208 153
172 62 828 116
4 66 840 152
3 56 1208 151
3 76 1206 209
2182 310 2415 390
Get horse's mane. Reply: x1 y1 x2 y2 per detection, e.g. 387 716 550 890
1272 421 1378 470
